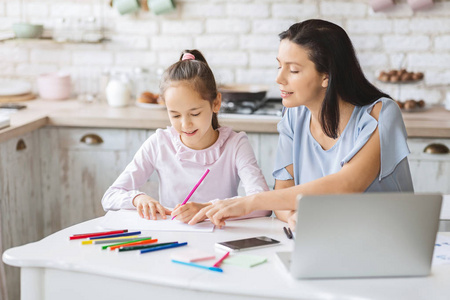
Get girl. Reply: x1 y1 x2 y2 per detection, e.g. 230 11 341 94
102 50 270 223
189 19 414 228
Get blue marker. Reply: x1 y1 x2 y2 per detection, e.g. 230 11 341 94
140 242 188 254
89 231 141 240
172 260 223 273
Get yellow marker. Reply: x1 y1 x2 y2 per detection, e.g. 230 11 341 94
81 235 140 245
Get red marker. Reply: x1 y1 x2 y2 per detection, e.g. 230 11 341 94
172 169 210 220
213 252 230 267
69 229 128 240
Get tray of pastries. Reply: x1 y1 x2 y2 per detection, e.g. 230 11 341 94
136 91 166 109
396 99 428 112
378 69 424 83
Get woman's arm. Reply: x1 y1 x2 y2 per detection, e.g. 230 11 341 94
190 103 382 226
252 102 382 209
273 164 296 222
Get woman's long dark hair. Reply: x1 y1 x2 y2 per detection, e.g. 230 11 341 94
160 49 220 130
279 19 390 139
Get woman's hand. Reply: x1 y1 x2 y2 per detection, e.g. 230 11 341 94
171 202 211 223
287 211 297 232
189 196 253 228
133 194 171 220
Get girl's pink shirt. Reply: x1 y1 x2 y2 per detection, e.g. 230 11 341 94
101 126 271 217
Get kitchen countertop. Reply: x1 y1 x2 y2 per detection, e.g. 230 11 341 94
1 99 450 143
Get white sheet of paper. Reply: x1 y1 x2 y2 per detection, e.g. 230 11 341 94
433 234 450 265
98 210 215 233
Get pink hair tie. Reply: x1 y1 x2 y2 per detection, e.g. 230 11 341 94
182 53 195 61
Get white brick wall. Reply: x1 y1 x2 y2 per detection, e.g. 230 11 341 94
206 19 250 34
2 0 450 104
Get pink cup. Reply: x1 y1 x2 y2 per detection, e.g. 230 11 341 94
369 0 395 12
408 0 433 10
37 72 72 100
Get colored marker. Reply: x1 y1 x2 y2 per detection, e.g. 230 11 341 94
213 251 230 267
81 236 140 245
140 242 188 254
172 169 210 220
118 242 178 252
71 229 128 236
69 229 128 240
101 237 153 250
108 238 158 251
172 260 223 273
90 231 141 240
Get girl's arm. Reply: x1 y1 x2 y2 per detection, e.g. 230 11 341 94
235 134 270 194
233 133 271 218
101 137 157 211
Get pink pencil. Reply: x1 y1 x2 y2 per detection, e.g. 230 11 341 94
213 251 230 267
172 169 210 220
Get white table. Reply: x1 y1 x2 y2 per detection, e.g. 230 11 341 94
3 212 450 300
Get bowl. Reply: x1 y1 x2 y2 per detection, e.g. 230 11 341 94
218 84 268 102
12 23 44 39
37 72 72 100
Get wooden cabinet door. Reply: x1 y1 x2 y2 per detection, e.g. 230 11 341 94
407 138 450 194
0 131 43 300
40 127 148 234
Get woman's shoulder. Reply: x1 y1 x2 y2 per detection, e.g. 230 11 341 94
356 97 402 124
278 106 310 132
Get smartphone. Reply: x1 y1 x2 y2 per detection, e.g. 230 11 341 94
215 236 280 252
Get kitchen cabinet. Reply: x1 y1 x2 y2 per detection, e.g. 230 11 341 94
0 131 43 300
407 138 450 194
39 127 153 235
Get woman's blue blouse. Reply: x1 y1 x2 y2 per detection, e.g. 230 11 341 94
273 97 414 192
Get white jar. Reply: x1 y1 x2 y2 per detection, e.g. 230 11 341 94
105 78 130 107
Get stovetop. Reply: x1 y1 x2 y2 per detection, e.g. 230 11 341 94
220 98 284 117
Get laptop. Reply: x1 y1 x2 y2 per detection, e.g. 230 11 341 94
276 193 442 279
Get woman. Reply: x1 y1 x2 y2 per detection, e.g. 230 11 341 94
189 19 413 229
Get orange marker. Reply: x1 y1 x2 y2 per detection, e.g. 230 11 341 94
108 238 158 251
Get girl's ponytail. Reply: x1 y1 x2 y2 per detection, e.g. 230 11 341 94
161 49 220 130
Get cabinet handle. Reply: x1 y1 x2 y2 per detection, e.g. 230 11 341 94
16 139 26 151
423 143 449 154
80 134 104 145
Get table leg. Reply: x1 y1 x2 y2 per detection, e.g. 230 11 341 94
21 268 44 300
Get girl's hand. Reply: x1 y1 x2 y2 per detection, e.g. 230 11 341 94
133 194 171 220
189 196 253 228
287 211 297 232
171 202 211 223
